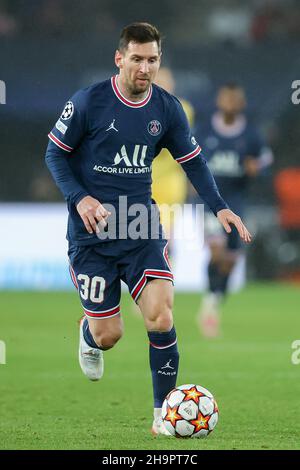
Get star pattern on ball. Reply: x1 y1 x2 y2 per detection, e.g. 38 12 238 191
190 411 210 433
182 386 204 405
165 405 182 427
213 399 219 413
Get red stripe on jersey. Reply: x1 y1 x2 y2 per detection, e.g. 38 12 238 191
131 270 173 301
69 265 78 289
132 276 147 301
163 243 172 271
48 132 73 152
145 270 173 279
176 145 201 164
84 305 120 318
111 75 152 108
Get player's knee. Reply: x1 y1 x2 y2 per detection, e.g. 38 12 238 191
147 302 174 332
154 314 174 332
220 258 236 274
220 252 239 274
93 329 123 351
210 245 224 264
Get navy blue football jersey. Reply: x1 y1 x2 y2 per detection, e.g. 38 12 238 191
46 76 227 245
196 112 267 201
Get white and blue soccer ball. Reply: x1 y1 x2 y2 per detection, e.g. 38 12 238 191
162 384 219 438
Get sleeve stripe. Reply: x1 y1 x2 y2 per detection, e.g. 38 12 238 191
176 145 202 164
48 132 73 153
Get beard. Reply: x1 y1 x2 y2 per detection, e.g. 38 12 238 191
128 77 150 96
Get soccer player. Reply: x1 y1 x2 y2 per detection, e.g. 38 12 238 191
45 23 251 435
196 83 273 338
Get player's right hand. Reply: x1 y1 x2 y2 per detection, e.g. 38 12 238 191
76 196 111 234
217 208 252 244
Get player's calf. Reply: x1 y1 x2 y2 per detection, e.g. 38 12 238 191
79 316 123 381
138 279 174 332
92 330 123 351
89 316 124 351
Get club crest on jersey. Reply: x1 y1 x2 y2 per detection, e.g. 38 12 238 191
147 120 161 136
60 101 74 120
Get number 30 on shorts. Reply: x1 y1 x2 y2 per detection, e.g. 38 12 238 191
77 274 106 303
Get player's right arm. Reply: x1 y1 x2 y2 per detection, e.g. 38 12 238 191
45 90 109 233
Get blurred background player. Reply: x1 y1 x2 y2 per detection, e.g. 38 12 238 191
195 83 273 338
152 67 195 246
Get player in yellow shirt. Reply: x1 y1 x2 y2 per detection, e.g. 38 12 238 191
152 67 195 241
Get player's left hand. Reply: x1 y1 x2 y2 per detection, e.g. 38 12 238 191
217 209 252 243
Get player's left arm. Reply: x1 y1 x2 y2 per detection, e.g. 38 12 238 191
181 156 251 243
163 98 252 243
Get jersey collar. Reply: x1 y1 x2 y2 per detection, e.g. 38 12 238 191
111 75 152 108
212 111 247 138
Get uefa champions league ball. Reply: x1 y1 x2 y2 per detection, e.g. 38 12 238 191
162 384 219 438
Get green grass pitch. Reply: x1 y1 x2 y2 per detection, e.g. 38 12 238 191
0 283 300 450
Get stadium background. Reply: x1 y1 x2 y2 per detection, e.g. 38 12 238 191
0 0 300 450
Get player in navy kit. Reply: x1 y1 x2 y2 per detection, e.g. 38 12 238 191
45 23 251 435
196 83 273 337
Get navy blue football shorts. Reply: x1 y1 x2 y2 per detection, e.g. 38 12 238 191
68 238 173 320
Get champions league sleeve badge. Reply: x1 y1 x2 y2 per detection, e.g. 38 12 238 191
60 101 74 120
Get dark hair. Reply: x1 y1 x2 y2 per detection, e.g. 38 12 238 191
118 22 162 53
220 81 244 92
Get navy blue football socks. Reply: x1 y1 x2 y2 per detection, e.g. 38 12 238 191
82 317 101 349
148 326 179 408
208 260 229 296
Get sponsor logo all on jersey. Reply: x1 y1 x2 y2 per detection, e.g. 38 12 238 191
93 145 151 175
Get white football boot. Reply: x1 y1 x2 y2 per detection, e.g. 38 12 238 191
79 317 104 381
151 409 171 436
198 292 222 338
